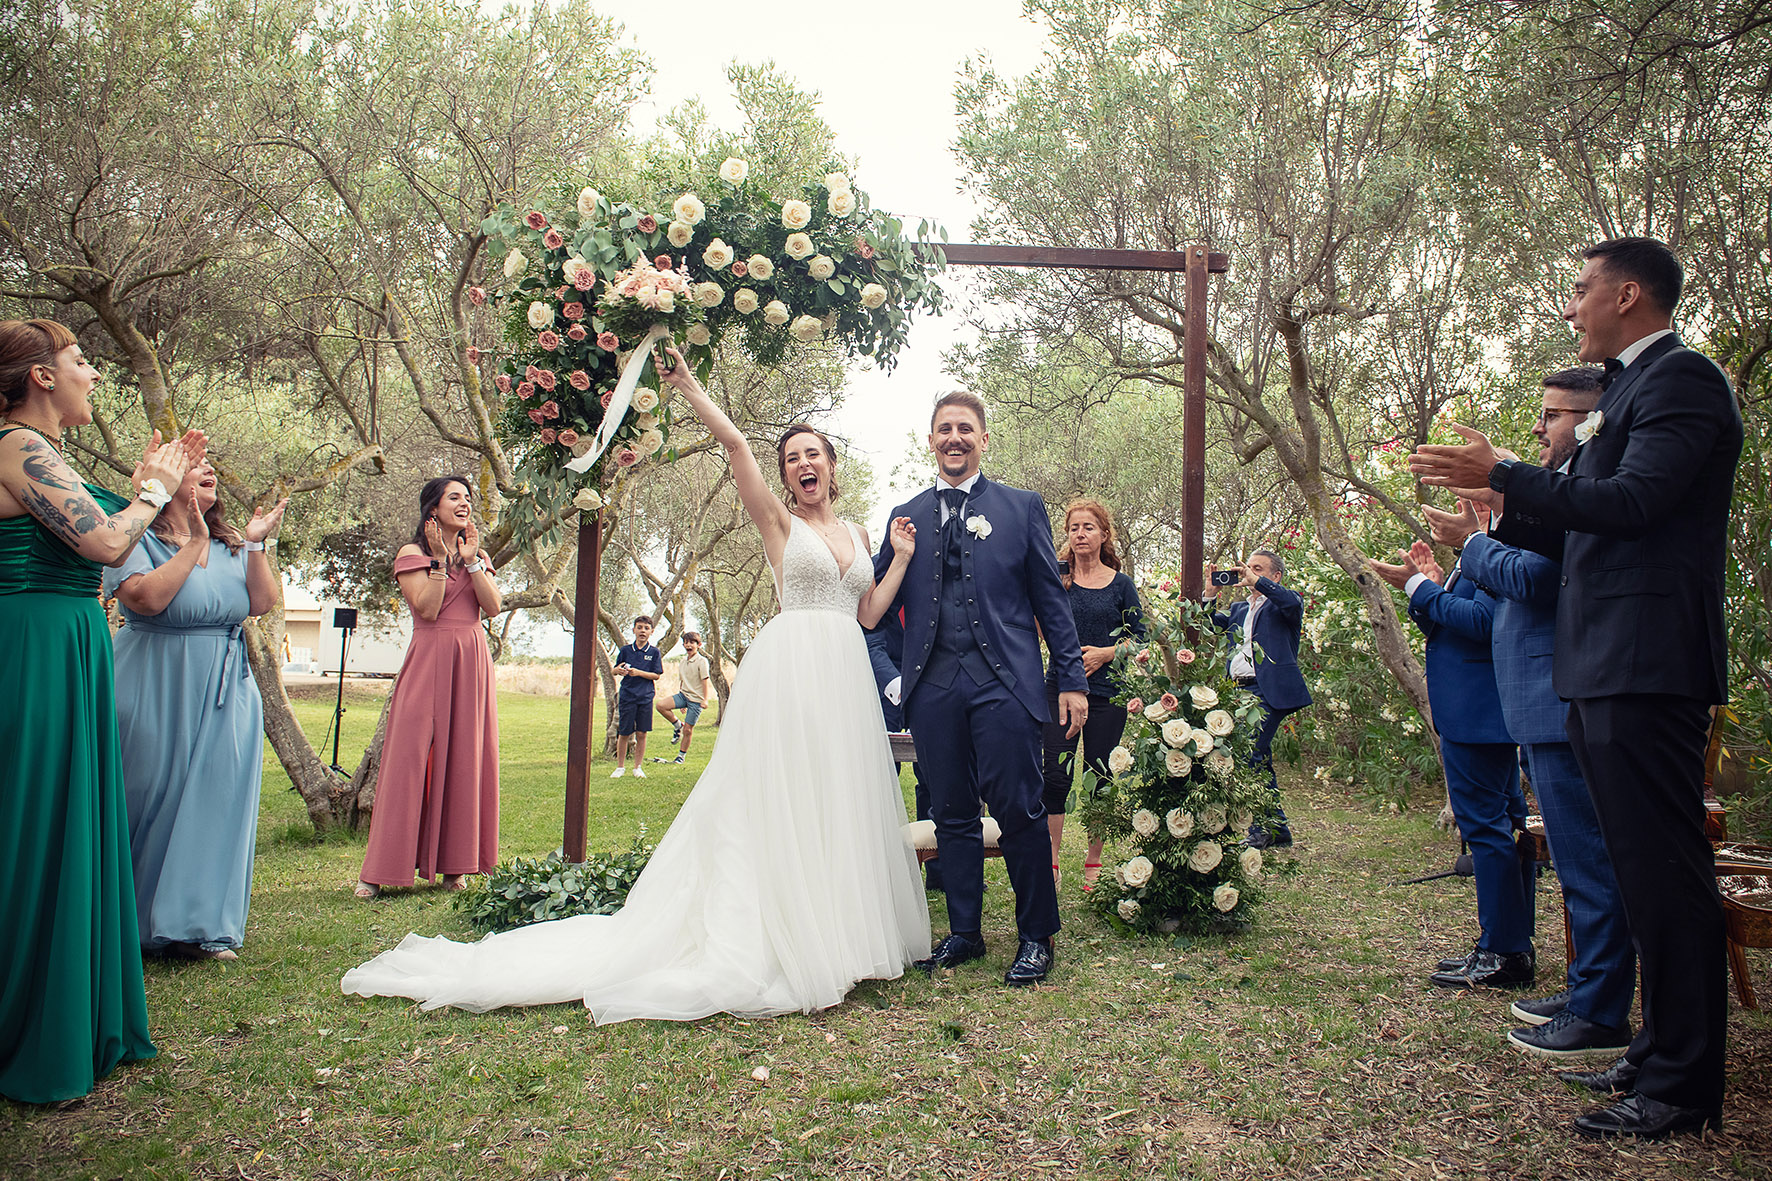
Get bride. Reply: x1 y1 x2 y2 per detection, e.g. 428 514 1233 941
342 345 931 1022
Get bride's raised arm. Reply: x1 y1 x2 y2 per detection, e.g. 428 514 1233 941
653 344 792 556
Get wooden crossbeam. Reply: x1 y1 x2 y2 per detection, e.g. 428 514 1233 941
935 243 1229 274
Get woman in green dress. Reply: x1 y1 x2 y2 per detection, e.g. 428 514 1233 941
0 318 199 1103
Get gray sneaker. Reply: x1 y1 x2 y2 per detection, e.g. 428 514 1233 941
1510 989 1572 1026
1507 1009 1632 1059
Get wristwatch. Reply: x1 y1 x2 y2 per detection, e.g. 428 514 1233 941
136 478 172 509
1487 459 1517 494
243 540 266 551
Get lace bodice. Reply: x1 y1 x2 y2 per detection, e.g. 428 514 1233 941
773 515 871 615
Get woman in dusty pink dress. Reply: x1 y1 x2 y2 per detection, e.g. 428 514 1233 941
354 476 503 899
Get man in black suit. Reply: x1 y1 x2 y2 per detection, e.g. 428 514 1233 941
1411 237 1742 1140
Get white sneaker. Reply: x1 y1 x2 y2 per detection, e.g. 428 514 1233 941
633 767 647 778
610 767 625 778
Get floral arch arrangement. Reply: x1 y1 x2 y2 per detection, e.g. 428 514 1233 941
479 163 947 545
1079 582 1279 935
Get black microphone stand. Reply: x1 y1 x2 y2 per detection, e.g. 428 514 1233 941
329 607 358 775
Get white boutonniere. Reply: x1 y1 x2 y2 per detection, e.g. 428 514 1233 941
964 514 992 538
1574 409 1605 445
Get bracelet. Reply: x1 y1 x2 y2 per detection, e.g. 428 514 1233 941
465 559 487 574
243 540 266 551
135 478 172 510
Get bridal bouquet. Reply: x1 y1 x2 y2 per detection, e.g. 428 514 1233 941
1081 585 1274 935
595 256 704 348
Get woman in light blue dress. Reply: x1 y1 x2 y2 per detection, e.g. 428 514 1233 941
104 460 284 960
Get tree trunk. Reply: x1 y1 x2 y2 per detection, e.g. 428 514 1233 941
244 615 353 830
347 685 398 829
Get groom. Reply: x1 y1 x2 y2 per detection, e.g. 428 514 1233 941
875 391 1088 986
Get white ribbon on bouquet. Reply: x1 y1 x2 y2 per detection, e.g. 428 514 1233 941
564 323 670 475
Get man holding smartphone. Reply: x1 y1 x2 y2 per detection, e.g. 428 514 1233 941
1207 551 1312 847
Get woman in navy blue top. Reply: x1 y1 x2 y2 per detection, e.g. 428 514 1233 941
1041 499 1144 890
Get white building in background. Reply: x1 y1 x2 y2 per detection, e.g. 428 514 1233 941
280 580 411 677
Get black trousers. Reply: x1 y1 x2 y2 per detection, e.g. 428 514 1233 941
1040 691 1128 817
1566 694 1726 1111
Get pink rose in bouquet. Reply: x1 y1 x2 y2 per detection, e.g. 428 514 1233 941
636 214 657 233
525 211 548 230
543 229 564 250
568 369 591 391
1125 697 1145 715
567 324 587 341
1135 649 1151 665
572 269 595 292
538 330 560 351
1159 692 1180 714
535 369 557 391
539 400 560 420
654 254 674 270
525 364 544 382
494 374 512 394
562 302 585 320
597 331 619 351
538 428 557 444
558 428 579 447
515 380 536 399
527 408 546 425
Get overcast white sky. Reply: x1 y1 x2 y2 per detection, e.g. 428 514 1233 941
504 1 1055 655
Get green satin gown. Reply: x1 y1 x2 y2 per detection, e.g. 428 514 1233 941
0 443 155 1103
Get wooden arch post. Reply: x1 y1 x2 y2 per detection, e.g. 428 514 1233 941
561 243 1227 861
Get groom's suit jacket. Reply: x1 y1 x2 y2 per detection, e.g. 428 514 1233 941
1495 334 1741 703
875 475 1086 724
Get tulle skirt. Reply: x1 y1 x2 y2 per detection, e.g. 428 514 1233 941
341 606 931 1022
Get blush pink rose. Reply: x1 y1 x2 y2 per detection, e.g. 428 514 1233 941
525 363 544 382
1125 697 1144 715
527 408 546 425
599 390 614 409
1135 650 1151 665
567 324 587 341
572 269 595 292
538 330 560 350
539 400 560 420
597 331 619 351
730 260 748 278
557 428 579 447
562 302 585 320
637 214 657 233
853 239 875 259
615 447 639 468
525 211 548 230
468 286 487 306
654 254 674 270
555 285 568 300
537 427 557 444
494 374 512 394
465 346 481 363
543 229 564 250
1159 693 1180 713
1176 649 1197 664
568 369 591 391
515 380 536 399
535 369 557 391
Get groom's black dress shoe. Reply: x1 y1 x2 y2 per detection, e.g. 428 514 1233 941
1572 1092 1720 1140
915 933 987 972
1434 946 1477 974
1003 938 1053 986
1557 1055 1641 1094
1429 948 1534 990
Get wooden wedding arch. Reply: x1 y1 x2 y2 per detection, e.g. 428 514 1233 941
561 244 1229 860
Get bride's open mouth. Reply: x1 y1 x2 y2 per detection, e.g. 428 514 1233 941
798 472 820 495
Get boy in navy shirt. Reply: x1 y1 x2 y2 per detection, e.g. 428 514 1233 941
612 616 664 777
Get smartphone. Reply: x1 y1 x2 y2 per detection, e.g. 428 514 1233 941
1211 568 1241 586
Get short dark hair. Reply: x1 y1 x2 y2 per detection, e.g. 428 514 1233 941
1542 367 1605 398
1252 548 1285 580
931 391 987 430
632 615 652 629
682 631 701 644
1583 237 1683 315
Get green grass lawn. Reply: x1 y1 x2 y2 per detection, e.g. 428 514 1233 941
5 684 1769 1180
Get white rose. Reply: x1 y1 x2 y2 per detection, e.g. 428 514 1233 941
784 232 815 260
655 291 675 314
666 220 693 248
702 239 735 270
860 282 888 309
1116 899 1140 922
1187 840 1224 873
526 301 555 329
1142 701 1171 724
1206 750 1235 778
1164 749 1193 779
733 288 760 314
576 187 601 217
789 314 824 342
780 199 812 229
1205 709 1235 736
1131 809 1160 838
1199 805 1227 835
746 255 775 280
503 248 527 278
635 412 659 431
1165 808 1194 839
632 388 660 413
1189 685 1219 710
1233 809 1253 831
763 300 791 326
1191 731 1214 755
562 257 590 285
571 487 603 512
1121 855 1155 888
1239 847 1263 878
826 189 856 217
672 192 705 225
638 428 665 455
693 281 724 308
807 254 836 280
824 171 850 192
718 157 749 184
1161 719 1193 748
685 324 711 346
1212 883 1240 912
1106 746 1133 775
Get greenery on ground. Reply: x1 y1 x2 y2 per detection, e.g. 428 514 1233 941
4 684 1767 1180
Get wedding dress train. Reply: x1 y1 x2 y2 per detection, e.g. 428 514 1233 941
342 516 930 1022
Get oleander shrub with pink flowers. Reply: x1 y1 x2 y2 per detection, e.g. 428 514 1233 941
479 165 946 545
1080 580 1275 935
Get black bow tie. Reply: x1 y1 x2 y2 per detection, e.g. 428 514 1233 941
938 486 966 514
1600 357 1625 390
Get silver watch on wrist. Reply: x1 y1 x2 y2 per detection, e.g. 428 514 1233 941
135 478 172 510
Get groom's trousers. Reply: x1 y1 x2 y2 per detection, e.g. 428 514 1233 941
906 667 1060 942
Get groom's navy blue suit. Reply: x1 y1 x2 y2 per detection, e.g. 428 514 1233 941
875 475 1086 942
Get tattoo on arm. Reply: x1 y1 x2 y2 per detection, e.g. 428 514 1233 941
18 438 78 491
18 483 149 554
19 484 83 547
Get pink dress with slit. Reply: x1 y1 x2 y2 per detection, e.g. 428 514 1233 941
358 555 499 885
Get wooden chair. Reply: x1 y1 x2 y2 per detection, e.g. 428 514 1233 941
889 731 1006 865
1520 815 1575 970
1715 843 1772 1010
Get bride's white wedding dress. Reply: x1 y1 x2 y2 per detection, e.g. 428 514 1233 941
341 516 931 1022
